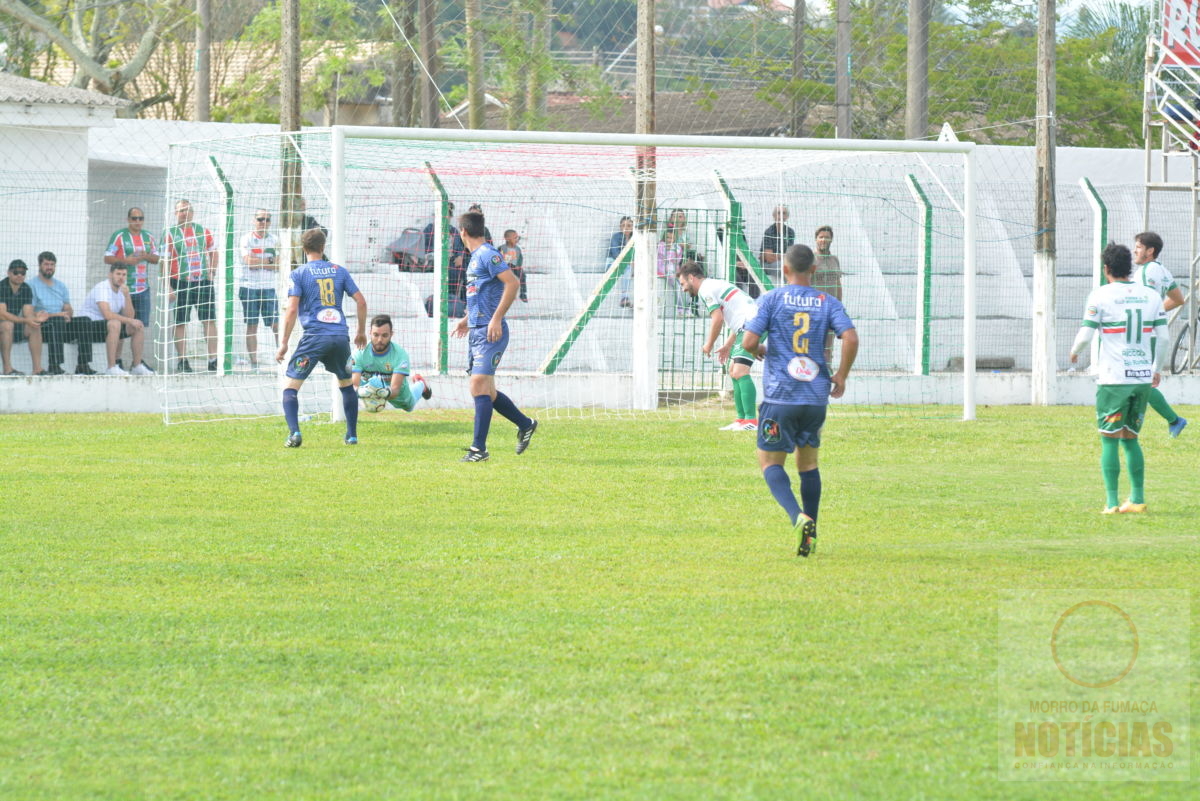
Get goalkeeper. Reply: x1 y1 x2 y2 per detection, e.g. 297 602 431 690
351 314 432 412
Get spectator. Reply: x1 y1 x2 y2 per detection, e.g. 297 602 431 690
76 264 150 376
657 229 686 314
104 207 160 351
610 216 635 308
813 224 843 301
238 208 281 369
28 252 75 375
297 197 327 237
423 201 455 254
423 202 467 318
162 199 218 373
0 259 42 375
500 229 528 302
761 205 796 287
467 204 494 243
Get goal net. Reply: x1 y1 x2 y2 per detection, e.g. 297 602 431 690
161 128 976 422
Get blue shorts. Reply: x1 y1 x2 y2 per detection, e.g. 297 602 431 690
129 289 151 328
466 322 509 376
286 334 352 381
239 287 278 326
757 402 827 452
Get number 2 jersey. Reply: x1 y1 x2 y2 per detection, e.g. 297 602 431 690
1081 280 1165 385
288 259 360 338
744 285 854 405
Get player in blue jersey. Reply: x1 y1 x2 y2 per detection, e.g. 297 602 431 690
741 244 858 557
451 210 537 462
275 228 368 447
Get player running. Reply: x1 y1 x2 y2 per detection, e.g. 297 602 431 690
1070 243 1167 514
351 313 432 413
741 244 858 557
451 210 537 462
676 261 762 430
275 228 367 447
1131 231 1187 437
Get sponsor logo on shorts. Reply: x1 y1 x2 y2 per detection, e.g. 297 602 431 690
294 355 310 371
761 419 781 443
491 352 502 367
1104 411 1123 424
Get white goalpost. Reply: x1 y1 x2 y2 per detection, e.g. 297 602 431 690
161 126 978 422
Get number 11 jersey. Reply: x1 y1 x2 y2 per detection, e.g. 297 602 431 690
1081 280 1166 385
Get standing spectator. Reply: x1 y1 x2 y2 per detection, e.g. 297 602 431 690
239 208 281 369
162 199 218 373
657 229 685 314
665 209 690 255
760 205 796 289
28 252 75 375
467 204 494 242
610 216 635 308
297 197 327 237
0 259 42 375
423 202 466 318
104 207 160 353
76 264 150 376
500 229 528 302
813 224 843 301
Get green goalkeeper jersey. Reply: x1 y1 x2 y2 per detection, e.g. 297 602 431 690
352 342 413 404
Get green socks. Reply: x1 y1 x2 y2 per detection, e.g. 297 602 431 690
1120 438 1146 504
732 375 757 421
1100 437 1121 508
1148 387 1178 425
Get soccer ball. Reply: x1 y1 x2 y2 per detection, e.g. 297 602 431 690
362 393 388 413
358 376 390 413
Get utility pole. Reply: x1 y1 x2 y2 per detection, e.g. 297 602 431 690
791 0 806 137
526 0 551 126
905 0 928 139
280 0 302 252
1032 0 1057 404
195 0 210 121
835 0 851 138
392 0 416 127
635 0 656 224
418 0 439 127
465 0 485 129
633 0 658 410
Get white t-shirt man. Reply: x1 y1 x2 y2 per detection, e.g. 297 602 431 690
239 230 281 290
80 279 127 320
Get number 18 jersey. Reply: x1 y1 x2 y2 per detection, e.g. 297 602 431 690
1081 280 1165 385
745 285 854 406
289 259 360 337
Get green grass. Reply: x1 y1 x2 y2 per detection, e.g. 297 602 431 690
1 407 1196 800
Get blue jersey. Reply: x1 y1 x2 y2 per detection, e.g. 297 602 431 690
288 260 360 337
744 284 854 406
465 243 510 328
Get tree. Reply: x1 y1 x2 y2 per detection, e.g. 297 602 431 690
0 0 193 112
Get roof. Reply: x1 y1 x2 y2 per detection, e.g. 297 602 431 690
0 72 129 109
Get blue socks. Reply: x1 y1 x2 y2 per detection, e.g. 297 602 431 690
763 464 802 524
340 385 358 439
282 388 299 433
799 468 821 523
492 391 532 430
472 394 494 451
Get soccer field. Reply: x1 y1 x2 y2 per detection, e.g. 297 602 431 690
1 408 1196 800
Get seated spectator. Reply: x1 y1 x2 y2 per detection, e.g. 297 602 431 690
0 259 43 375
76 264 151 376
500 229 528 302
28 251 75 375
610 216 634 308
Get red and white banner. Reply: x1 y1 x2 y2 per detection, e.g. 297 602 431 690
1164 0 1200 66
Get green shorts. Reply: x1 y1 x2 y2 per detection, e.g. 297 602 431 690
730 330 764 364
1095 384 1152 435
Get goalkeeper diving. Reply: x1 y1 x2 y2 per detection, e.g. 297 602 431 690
352 314 432 412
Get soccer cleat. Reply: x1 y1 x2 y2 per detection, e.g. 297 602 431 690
1168 415 1187 438
130 363 154 376
104 364 129 376
207 359 218 373
177 359 192 373
516 419 538 454
718 420 743 431
461 446 490 462
412 373 433 399
344 435 358 446
794 513 817 557
1101 506 1121 515
285 431 302 448
1117 500 1147 514
75 364 96 376
741 421 758 431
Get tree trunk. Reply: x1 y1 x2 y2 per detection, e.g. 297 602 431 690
418 0 439 127
465 0 485 129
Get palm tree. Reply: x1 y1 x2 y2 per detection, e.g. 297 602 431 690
1066 0 1154 86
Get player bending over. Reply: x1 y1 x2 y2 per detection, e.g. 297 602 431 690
742 244 857 557
352 313 432 412
451 210 538 462
1132 231 1187 437
676 261 763 431
276 228 367 447
1070 243 1167 513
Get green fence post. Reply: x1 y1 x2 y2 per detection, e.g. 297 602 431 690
208 155 235 375
904 174 932 376
426 162 450 374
